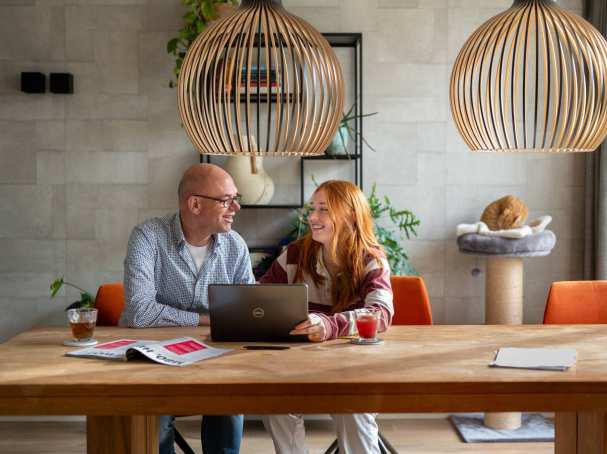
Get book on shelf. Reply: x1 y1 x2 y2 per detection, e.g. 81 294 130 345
65 337 231 367
222 79 280 94
235 83 281 94
241 65 276 78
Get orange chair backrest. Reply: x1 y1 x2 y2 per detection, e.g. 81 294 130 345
95 282 125 326
543 280 607 324
390 276 433 325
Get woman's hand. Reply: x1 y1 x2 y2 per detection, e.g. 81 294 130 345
290 314 326 342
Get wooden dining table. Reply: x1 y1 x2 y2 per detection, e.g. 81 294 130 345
0 324 606 454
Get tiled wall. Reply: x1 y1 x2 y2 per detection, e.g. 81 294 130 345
0 0 585 341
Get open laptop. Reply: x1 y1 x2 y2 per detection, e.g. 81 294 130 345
208 283 309 342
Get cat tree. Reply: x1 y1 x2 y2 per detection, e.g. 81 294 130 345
457 231 556 430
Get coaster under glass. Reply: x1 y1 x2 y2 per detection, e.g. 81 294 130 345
63 338 98 347
350 337 384 345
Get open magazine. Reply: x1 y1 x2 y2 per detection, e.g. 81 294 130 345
65 337 230 367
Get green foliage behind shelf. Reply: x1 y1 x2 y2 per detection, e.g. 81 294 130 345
166 0 238 87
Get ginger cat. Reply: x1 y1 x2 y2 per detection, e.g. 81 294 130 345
481 195 528 231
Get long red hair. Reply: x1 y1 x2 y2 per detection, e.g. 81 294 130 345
294 180 384 312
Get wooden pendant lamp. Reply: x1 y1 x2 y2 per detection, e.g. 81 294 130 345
450 0 607 152
177 0 344 157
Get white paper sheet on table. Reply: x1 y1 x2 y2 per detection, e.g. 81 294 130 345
489 347 577 371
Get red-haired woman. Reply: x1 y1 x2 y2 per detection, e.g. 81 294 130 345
260 180 394 454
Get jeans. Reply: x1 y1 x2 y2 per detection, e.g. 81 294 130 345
263 413 379 454
159 414 244 454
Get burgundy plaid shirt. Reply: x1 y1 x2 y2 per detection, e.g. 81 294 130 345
260 242 393 340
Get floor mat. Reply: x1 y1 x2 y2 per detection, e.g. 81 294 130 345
449 413 554 443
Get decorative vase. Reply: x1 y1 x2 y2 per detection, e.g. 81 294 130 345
326 125 349 155
214 4 237 21
224 155 274 205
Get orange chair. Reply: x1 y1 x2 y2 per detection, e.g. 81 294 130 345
391 275 433 325
324 275 433 454
94 282 195 454
94 282 125 326
543 280 607 324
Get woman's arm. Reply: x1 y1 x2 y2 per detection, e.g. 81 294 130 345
360 258 394 332
314 257 394 340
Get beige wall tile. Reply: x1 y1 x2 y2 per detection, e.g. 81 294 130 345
66 151 148 184
407 240 446 274
94 31 139 94
368 63 448 98
0 5 51 60
0 240 65 273
371 9 445 63
0 185 55 238
66 94 147 120
0 272 54 298
0 121 36 183
379 0 419 7
420 271 445 299
445 152 526 185
445 242 485 298
144 0 186 32
148 154 193 209
285 0 340 7
0 95 65 121
66 120 148 152
35 121 65 150
36 150 65 184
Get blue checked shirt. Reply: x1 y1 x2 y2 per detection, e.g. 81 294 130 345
120 212 255 328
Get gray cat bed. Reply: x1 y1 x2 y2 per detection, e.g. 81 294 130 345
457 230 556 257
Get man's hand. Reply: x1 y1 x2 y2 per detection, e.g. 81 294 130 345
199 314 210 326
289 314 326 342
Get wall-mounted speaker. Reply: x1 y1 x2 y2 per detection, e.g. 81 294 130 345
49 73 74 94
20 72 46 93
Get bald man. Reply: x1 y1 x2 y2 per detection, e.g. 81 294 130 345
120 163 254 454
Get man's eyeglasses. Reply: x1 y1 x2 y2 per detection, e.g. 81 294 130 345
192 193 242 208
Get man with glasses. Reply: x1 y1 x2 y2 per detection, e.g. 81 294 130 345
120 163 254 454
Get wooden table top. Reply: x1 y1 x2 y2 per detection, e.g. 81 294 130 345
1 325 607 415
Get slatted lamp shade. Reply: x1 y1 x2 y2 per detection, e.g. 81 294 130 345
450 0 607 153
177 0 344 157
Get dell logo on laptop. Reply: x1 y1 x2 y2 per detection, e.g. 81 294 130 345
252 307 265 318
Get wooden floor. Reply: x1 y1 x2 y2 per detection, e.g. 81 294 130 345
0 418 553 454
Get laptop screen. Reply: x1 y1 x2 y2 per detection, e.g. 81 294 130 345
208 283 309 342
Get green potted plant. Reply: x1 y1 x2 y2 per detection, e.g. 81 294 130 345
51 277 99 345
326 104 378 156
50 277 95 310
166 0 238 87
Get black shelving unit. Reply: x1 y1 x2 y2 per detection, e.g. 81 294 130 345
202 32 363 209
303 33 363 192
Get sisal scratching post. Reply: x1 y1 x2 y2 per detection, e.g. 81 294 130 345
484 256 523 430
457 230 556 437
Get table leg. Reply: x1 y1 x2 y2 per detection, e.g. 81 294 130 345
555 411 607 454
484 256 524 430
87 415 158 454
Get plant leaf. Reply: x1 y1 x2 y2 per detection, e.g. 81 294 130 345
201 1 214 20
50 277 64 298
166 38 179 54
80 292 94 306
